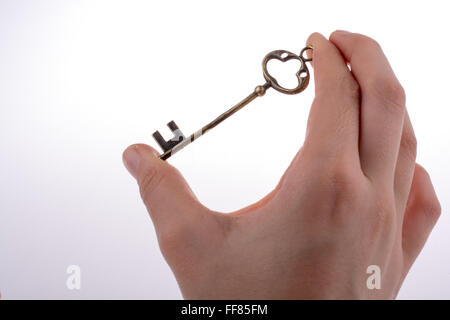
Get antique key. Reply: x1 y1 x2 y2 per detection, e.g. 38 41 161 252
153 46 313 160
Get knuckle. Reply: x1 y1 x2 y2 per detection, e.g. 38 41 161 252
421 193 442 221
312 161 368 225
323 162 360 198
401 131 418 161
157 223 189 254
370 76 406 113
415 163 428 178
424 200 442 221
354 34 382 50
414 166 441 221
387 80 406 107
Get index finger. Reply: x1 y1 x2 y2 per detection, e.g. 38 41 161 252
302 33 361 161
330 31 406 183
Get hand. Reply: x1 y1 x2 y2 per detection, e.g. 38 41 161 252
122 31 441 299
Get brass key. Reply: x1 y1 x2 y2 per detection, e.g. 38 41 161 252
153 46 313 160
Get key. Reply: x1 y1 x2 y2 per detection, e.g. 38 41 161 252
153 46 313 160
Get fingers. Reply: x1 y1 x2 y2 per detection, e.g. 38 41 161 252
402 164 441 269
394 112 417 224
302 33 360 160
330 31 406 183
122 144 207 238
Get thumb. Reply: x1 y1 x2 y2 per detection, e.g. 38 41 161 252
122 144 204 235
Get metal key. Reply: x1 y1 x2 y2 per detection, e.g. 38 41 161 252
153 46 313 160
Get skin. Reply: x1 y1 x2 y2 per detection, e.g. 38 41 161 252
122 31 441 299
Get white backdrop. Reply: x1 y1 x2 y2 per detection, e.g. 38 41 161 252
0 0 449 299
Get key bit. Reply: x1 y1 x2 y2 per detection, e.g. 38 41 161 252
152 121 185 153
152 46 313 160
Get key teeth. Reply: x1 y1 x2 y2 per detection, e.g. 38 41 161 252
152 120 186 153
152 130 169 152
167 120 179 132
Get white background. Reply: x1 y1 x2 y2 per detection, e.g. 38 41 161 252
0 0 449 299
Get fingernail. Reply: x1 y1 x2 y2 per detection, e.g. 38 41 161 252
123 146 141 179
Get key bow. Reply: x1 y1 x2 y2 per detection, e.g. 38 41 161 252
262 48 311 95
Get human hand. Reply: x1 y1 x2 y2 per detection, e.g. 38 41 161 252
123 31 441 299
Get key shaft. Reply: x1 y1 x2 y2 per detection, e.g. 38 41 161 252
159 82 271 160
